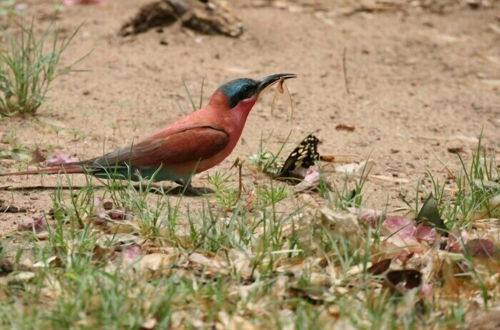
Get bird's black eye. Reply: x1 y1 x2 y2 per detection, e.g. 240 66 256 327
240 84 256 99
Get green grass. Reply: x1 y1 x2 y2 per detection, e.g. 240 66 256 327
0 22 84 116
0 133 498 329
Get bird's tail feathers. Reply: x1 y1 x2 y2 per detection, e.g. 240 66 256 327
0 164 86 177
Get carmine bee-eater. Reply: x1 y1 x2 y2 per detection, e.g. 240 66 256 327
0 73 297 191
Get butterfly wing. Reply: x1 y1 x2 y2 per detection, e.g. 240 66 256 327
277 134 320 178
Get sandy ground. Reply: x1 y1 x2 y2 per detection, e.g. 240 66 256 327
0 0 499 231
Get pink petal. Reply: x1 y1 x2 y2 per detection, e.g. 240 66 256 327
466 239 496 258
42 153 78 166
420 283 433 298
294 167 320 192
64 0 107 5
383 216 415 240
414 224 438 244
445 235 463 253
18 216 46 233
123 245 141 261
348 207 384 227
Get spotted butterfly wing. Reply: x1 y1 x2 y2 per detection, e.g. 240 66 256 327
277 134 320 179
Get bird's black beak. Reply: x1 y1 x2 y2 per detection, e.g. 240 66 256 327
257 73 297 93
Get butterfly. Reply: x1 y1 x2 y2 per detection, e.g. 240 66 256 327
277 134 320 179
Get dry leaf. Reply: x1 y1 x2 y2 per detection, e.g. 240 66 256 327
17 216 46 233
465 239 496 258
134 253 176 273
30 147 46 164
107 209 129 221
123 245 142 262
217 310 255 330
335 160 374 176
465 307 500 330
320 207 363 247
368 259 392 275
141 318 157 330
189 252 228 275
385 269 422 292
33 256 62 268
320 154 335 162
383 216 438 245
102 200 114 210
347 207 384 227
447 146 464 154
8 271 36 284
335 123 355 132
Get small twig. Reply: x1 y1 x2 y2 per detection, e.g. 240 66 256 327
0 185 85 191
230 158 244 203
237 161 243 201
270 78 294 120
342 47 350 95
282 80 294 121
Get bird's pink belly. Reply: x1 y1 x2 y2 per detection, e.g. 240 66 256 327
196 146 234 173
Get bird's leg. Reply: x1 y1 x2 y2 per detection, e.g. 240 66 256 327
131 182 167 194
175 179 203 196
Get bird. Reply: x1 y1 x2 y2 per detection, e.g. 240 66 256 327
0 73 297 192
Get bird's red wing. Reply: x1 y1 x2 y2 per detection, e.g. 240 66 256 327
97 126 230 167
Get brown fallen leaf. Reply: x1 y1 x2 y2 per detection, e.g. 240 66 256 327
447 146 464 154
134 253 177 273
30 147 46 164
335 123 355 132
465 239 496 258
320 154 335 162
386 269 422 292
108 209 129 221
465 308 500 330
368 259 392 275
439 259 463 297
0 258 14 275
188 252 228 275
320 207 363 247
93 245 116 262
102 200 114 211
289 287 324 306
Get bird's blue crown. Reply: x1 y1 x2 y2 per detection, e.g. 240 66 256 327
218 78 259 108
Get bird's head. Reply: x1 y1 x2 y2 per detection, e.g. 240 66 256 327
215 73 297 109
